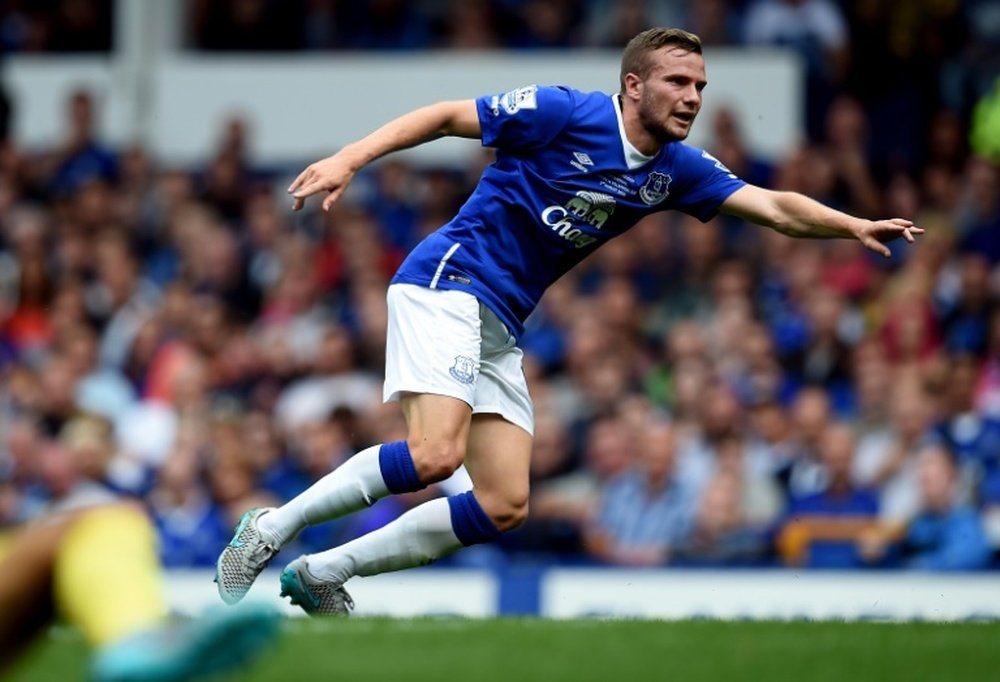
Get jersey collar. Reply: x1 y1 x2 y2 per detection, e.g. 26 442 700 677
612 94 657 171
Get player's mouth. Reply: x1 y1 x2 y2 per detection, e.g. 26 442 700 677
672 111 696 125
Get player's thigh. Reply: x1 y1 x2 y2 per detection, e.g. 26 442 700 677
0 512 79 666
465 413 533 530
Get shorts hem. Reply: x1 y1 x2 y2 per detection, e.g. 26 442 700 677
471 405 534 436
384 385 474 408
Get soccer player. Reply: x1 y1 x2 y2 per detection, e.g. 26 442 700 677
216 27 922 614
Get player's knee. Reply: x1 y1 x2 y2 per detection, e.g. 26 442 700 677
486 493 529 533
407 437 465 483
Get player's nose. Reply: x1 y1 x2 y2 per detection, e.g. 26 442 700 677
683 84 701 106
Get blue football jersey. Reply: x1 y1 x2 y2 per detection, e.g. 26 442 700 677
391 85 746 338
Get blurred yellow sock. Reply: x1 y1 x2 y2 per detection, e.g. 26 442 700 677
53 505 167 647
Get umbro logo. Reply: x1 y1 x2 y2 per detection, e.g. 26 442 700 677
571 151 594 173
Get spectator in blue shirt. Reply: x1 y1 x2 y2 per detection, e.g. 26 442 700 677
50 90 117 196
859 445 992 570
584 417 697 566
934 354 1000 504
903 445 992 571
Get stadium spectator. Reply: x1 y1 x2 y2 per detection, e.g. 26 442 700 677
860 445 993 571
43 89 117 197
148 441 231 568
781 386 833 498
977 311 1000 419
643 318 708 409
783 285 854 404
746 397 798 482
853 376 944 524
529 412 633 554
675 463 774 567
934 354 1000 507
743 0 849 141
954 157 1000 262
707 105 774 190
684 0 743 48
879 277 942 364
714 433 784 529
777 422 879 568
584 417 697 566
675 382 747 492
849 338 892 433
819 95 881 218
938 253 994 355
842 0 966 176
436 0 502 50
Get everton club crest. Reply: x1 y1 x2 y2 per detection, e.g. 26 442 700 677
638 172 672 206
449 355 477 384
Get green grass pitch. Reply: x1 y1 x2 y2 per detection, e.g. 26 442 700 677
7 618 999 682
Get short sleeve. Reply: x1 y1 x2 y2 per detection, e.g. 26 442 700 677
476 85 575 150
669 145 747 221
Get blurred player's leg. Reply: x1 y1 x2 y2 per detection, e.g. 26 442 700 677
0 515 70 672
0 503 281 682
59 504 281 682
281 412 531 615
90 601 280 682
53 504 166 646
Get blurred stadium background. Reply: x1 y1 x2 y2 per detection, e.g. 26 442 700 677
1 0 1000 629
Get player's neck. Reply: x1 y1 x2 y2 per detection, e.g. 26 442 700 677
618 95 663 157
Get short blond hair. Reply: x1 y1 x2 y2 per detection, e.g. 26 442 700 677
620 27 703 91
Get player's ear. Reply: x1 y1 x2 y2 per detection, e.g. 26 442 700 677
622 72 643 101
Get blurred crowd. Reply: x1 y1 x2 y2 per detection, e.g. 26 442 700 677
1 0 999 572
4 1 999 171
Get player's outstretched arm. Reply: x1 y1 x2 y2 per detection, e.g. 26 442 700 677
720 184 923 257
288 100 481 212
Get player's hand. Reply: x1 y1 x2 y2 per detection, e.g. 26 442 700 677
287 154 357 212
853 218 924 258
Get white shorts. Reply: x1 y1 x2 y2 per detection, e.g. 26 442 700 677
383 283 534 435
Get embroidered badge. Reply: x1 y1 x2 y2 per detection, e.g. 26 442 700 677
638 171 672 205
449 356 477 384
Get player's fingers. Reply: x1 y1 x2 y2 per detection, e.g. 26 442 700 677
865 237 891 258
889 218 914 227
322 188 345 212
293 179 327 199
288 168 310 193
902 227 915 243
